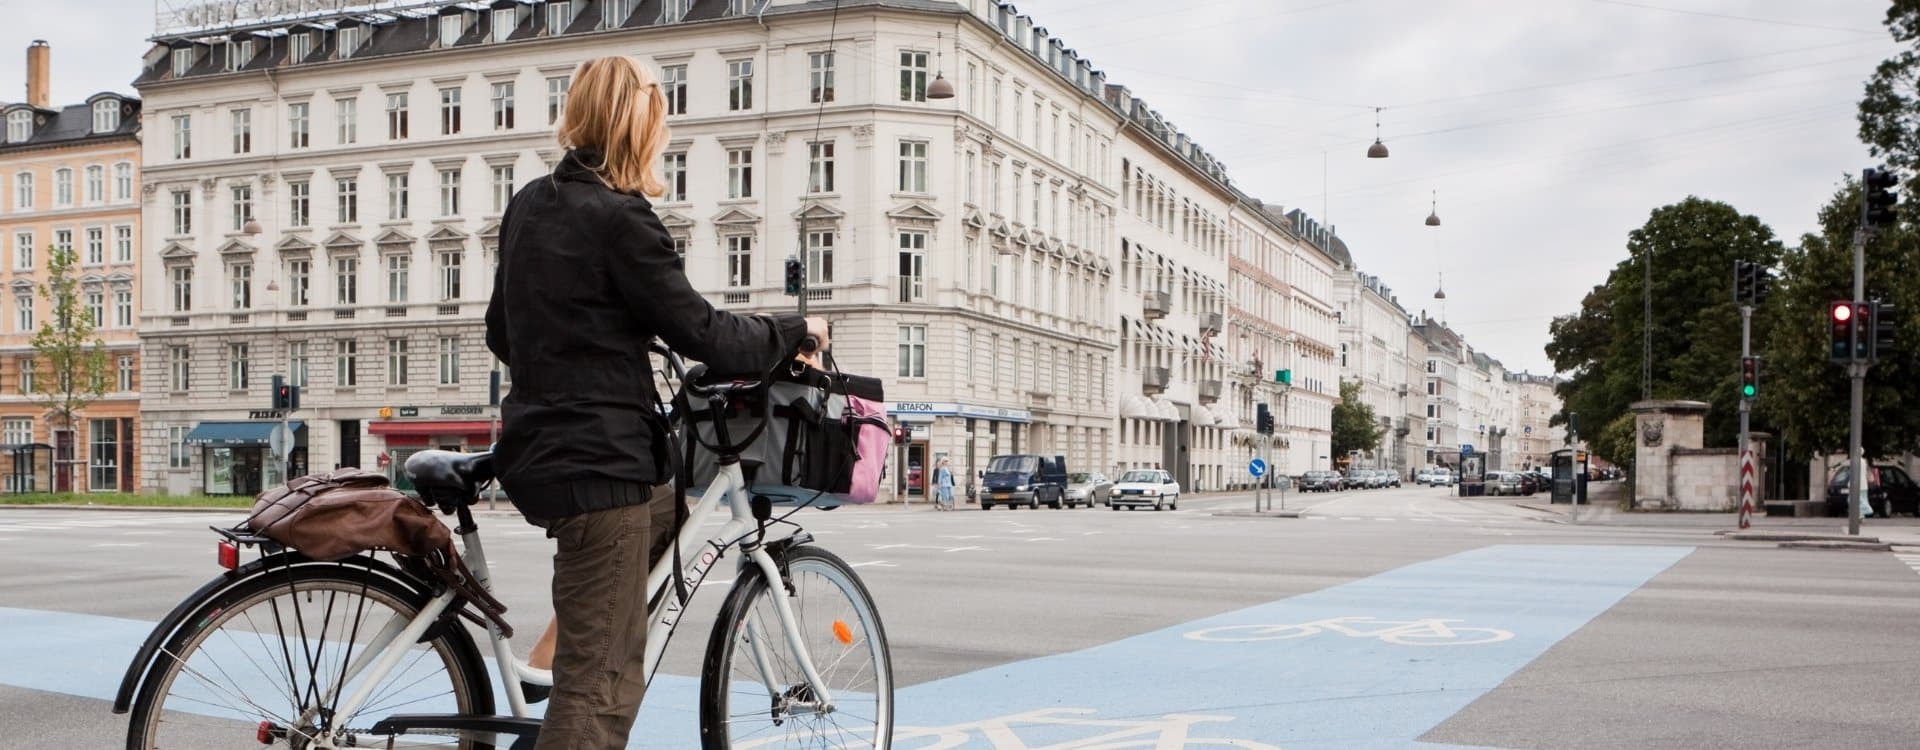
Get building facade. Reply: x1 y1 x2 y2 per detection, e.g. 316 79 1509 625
1335 269 1415 473
1 40 144 493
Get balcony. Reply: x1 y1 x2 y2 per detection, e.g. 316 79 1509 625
1198 379 1222 403
1142 291 1171 320
1199 311 1223 335
1142 366 1171 394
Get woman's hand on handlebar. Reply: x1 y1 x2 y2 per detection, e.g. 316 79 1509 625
797 317 831 368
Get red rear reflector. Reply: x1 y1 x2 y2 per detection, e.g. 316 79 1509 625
218 540 239 571
256 720 272 744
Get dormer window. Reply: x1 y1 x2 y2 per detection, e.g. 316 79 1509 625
290 32 312 61
171 47 194 77
439 13 466 47
225 39 253 71
598 0 626 29
491 8 517 43
727 0 753 15
92 100 119 133
6 111 31 142
339 25 366 59
661 0 690 23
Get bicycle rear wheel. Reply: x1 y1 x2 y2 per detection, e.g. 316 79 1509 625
125 560 493 749
699 545 892 749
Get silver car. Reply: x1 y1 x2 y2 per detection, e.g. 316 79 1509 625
1063 472 1113 509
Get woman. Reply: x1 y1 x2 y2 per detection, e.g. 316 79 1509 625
485 56 828 750
934 458 955 510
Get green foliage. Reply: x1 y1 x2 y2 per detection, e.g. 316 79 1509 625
1858 1 1920 184
1544 197 1785 465
1594 412 1637 471
1331 379 1386 460
30 246 111 430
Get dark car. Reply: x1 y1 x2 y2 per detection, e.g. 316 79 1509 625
981 454 1069 510
1300 470 1342 492
1826 464 1920 518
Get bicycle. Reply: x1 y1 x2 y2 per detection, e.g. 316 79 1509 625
1184 616 1512 646
113 342 894 749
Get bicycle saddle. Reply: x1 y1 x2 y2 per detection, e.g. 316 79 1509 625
405 450 495 510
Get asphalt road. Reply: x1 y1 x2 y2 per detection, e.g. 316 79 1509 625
4 484 1919 749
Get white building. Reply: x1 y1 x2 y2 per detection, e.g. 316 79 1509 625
132 0 1329 496
1335 269 1416 473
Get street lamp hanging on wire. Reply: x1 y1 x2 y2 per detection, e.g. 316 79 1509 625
1367 107 1389 158
926 32 955 100
1425 189 1442 226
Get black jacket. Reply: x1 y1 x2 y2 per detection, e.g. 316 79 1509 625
485 148 807 521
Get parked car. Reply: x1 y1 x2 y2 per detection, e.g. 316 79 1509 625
1109 469 1182 510
1063 472 1113 509
1300 470 1343 492
1381 470 1402 488
980 454 1069 510
1415 469 1439 485
1488 471 1535 497
1825 464 1920 518
1423 468 1454 487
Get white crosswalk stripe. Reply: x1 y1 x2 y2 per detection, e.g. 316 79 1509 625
0 512 237 534
1895 553 1920 578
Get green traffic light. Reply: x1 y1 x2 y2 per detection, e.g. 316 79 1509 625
1742 384 1756 398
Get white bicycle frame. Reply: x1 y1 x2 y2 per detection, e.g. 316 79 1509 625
318 458 836 734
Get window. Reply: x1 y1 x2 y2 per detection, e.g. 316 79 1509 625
84 227 104 265
225 39 253 71
726 148 752 199
966 62 980 113
113 225 132 263
278 102 308 150
555 0 581 30
899 50 929 102
725 236 752 287
84 165 104 204
53 168 73 206
171 47 194 77
167 425 191 469
339 25 366 58
661 0 691 23
439 87 462 135
597 0 626 28
898 232 926 302
86 100 114 135
13 172 30 210
17 356 33 393
163 346 192 391
807 142 834 193
288 342 308 387
336 339 359 386
113 163 132 202
230 108 251 153
387 254 410 303
171 266 192 311
809 51 834 103
1 418 28 446
440 13 466 46
52 229 72 256
6 110 30 142
438 250 462 300
171 190 191 234
898 325 926 378
546 75 570 124
117 356 134 392
671 236 689 259
335 257 358 304
491 8 517 42
964 151 976 204
290 32 311 62
336 177 359 223
439 336 461 385
230 184 253 232
662 152 686 202
288 259 311 306
1012 89 1023 140
386 173 409 220
491 82 515 129
897 141 928 193
727 59 753 111
491 165 515 213
229 343 249 389
387 338 410 385
806 231 834 284
84 290 103 326
230 262 253 309
661 65 685 115
335 97 358 144
438 168 461 216
288 180 310 227
386 92 409 139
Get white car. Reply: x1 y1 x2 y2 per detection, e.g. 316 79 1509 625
1108 469 1181 511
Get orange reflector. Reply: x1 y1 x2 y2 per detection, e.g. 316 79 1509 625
832 620 853 645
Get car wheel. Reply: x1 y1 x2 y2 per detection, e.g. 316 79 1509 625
1153 500 1163 511
1110 503 1119 510
1170 496 1178 511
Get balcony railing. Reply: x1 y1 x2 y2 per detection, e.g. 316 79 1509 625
1142 366 1170 394
1198 379 1222 402
1199 311 1223 335
1142 291 1171 320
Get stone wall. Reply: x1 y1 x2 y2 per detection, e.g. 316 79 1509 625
1671 448 1739 511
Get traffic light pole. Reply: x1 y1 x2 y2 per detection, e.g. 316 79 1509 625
1847 223 1868 536
1736 304 1753 531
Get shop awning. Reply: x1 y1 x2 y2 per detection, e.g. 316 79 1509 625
368 421 496 437
185 421 304 446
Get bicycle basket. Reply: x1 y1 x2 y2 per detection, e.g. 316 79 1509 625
682 364 887 503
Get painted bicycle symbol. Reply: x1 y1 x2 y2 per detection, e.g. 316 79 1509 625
1183 616 1514 646
736 708 1283 749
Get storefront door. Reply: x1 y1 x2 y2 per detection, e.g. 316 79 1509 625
53 429 74 493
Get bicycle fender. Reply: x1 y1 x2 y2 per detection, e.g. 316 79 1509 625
110 552 420 714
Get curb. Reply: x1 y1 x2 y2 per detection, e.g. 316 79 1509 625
1777 540 1893 552
1211 510 1304 519
0 503 249 513
1716 531 1883 544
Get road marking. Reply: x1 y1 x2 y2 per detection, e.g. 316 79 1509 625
89 542 144 548
869 543 990 553
849 560 897 568
1895 553 1920 578
936 535 1062 543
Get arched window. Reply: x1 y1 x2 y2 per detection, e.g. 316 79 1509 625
92 99 120 132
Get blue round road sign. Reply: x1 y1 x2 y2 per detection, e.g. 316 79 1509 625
1249 458 1268 477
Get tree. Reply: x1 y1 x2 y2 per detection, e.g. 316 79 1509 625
1858 1 1920 185
1758 178 1920 462
1543 197 1785 466
1331 379 1385 461
31 246 111 491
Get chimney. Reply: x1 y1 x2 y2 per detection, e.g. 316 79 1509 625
26 40 50 109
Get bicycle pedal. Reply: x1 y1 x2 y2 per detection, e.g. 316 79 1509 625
521 681 551 704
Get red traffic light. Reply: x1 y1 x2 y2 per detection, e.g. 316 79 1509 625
1832 303 1852 322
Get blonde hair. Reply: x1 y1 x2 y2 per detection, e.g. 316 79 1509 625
556 56 670 197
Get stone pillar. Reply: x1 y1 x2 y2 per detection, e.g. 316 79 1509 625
1630 400 1709 510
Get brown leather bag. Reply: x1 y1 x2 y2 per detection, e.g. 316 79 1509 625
245 468 512 636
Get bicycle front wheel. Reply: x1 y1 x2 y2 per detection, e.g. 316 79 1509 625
700 545 893 750
125 559 493 749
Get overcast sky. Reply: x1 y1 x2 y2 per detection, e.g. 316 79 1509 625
0 0 1900 375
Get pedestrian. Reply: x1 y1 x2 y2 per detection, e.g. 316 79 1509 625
486 55 828 750
934 458 955 510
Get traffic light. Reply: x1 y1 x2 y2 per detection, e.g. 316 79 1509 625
1871 300 1897 362
892 425 908 445
287 385 300 410
784 256 804 296
271 374 289 410
1864 168 1900 230
1830 300 1857 363
1752 267 1771 306
1855 301 1875 361
1739 356 1758 399
1255 403 1274 435
1274 368 1293 386
1733 260 1754 304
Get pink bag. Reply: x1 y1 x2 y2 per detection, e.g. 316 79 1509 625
841 396 889 504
